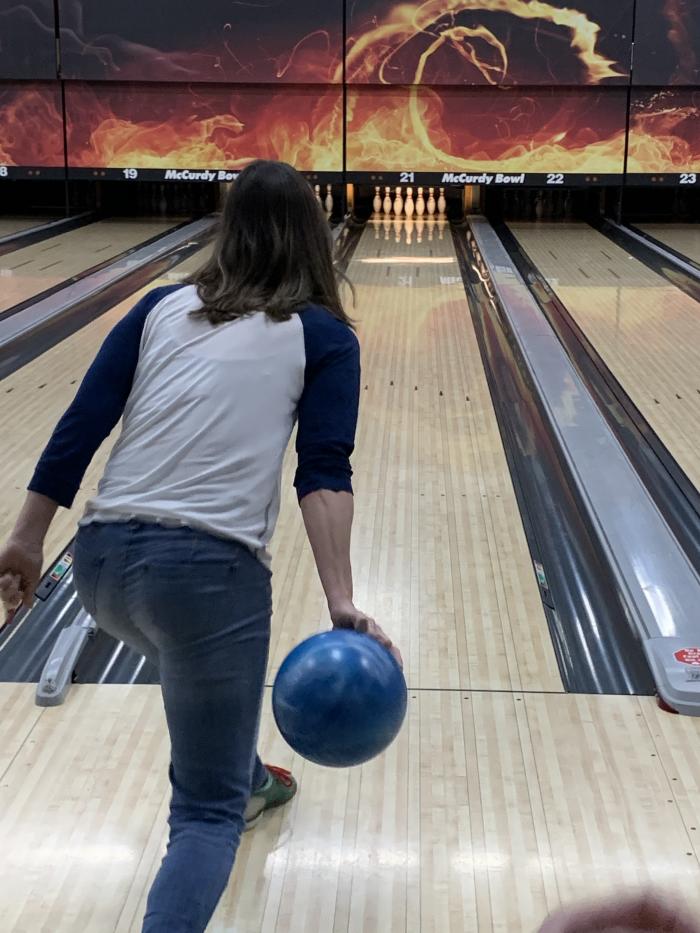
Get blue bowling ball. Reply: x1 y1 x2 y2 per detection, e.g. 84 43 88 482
272 629 407 768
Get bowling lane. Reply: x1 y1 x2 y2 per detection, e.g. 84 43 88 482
4 666 700 930
0 243 212 561
2 219 561 693
267 218 563 693
0 216 53 239
510 222 700 492
0 217 178 314
636 223 700 265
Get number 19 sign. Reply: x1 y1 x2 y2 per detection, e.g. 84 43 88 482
121 168 241 182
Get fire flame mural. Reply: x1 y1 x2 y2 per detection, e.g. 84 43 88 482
57 0 635 87
0 1 57 79
347 87 627 173
345 0 633 85
65 84 342 171
0 1 697 177
632 0 699 84
58 0 343 84
0 84 64 165
627 89 700 172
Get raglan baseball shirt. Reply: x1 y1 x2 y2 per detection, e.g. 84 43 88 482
28 284 360 566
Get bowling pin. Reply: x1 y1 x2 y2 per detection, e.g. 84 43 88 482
373 185 382 215
427 186 436 216
553 191 562 220
437 187 446 215
546 190 554 219
314 184 322 206
416 186 425 216
394 186 403 216
404 217 414 245
415 216 425 243
383 186 392 216
325 184 333 214
404 186 415 218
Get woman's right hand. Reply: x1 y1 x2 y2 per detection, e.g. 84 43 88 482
0 537 43 622
329 598 403 670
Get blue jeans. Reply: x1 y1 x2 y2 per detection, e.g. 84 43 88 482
73 520 272 932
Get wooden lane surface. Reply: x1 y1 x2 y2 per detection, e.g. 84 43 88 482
0 218 177 314
636 223 700 265
0 217 53 238
267 220 561 692
2 222 560 693
1 684 698 932
0 685 170 932
0 245 212 563
510 222 700 493
3 221 699 933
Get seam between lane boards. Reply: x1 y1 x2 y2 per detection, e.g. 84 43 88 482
0 703 45 785
263 682 569 696
636 698 700 864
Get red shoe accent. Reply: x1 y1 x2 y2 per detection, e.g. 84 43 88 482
266 764 294 787
657 695 679 714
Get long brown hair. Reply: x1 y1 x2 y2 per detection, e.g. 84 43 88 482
190 160 351 326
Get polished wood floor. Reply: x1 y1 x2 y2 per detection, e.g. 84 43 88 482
637 223 700 265
269 220 561 691
0 216 52 238
1 683 698 932
510 222 700 492
2 222 699 931
0 217 176 313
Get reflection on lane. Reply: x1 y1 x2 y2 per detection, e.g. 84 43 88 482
0 217 178 313
510 221 700 492
636 223 700 266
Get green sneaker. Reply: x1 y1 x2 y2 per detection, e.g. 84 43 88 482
244 765 298 831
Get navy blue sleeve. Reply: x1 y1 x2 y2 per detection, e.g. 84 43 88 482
295 307 360 502
28 285 182 509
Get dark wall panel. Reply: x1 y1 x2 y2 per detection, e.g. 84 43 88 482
58 0 343 83
627 88 700 174
0 83 64 166
346 0 633 85
65 83 342 171
633 0 699 85
1 0 695 185
0 1 57 79
346 86 627 174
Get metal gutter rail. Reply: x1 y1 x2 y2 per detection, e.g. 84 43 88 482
0 213 96 259
0 215 217 379
496 220 700 578
599 218 700 303
454 224 653 696
467 215 700 715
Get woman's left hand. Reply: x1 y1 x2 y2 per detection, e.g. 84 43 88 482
0 538 43 622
